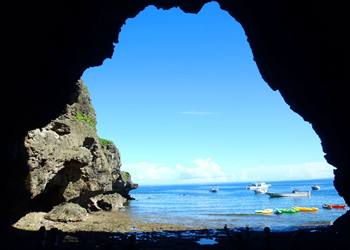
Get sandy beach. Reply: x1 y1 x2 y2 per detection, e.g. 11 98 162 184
7 210 350 249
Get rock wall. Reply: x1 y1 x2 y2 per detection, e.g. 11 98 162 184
17 79 137 216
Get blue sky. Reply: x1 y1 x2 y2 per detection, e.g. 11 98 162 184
82 2 334 185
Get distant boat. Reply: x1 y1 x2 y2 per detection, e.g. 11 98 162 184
311 184 320 190
254 188 267 194
246 182 271 190
322 204 332 209
266 189 311 198
209 187 219 193
326 204 346 209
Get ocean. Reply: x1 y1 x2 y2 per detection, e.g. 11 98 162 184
125 178 348 231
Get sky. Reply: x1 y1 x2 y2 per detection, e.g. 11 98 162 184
81 2 334 185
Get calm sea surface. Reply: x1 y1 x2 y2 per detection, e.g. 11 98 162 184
125 179 348 231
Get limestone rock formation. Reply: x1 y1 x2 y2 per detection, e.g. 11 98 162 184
44 203 88 222
88 193 127 212
21 78 138 213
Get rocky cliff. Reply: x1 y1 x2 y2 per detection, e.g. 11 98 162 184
17 78 137 218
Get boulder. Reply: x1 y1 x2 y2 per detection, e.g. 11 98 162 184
45 203 87 222
89 193 126 211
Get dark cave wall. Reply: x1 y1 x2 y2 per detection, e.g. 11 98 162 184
3 0 350 228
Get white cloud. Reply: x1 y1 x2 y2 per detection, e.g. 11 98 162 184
121 162 177 184
179 111 218 115
177 158 227 181
122 158 227 185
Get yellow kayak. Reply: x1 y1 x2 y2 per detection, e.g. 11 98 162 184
292 206 319 212
262 209 273 214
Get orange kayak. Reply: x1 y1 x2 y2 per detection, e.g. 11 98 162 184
328 204 346 209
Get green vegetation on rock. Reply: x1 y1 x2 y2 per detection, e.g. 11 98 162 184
99 138 113 146
121 171 130 181
75 111 96 132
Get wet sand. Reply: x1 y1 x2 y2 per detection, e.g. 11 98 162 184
9 210 350 249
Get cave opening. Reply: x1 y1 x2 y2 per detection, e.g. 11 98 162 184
82 2 332 185
4 1 350 247
79 1 347 228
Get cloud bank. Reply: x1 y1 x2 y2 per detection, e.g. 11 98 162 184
121 160 335 185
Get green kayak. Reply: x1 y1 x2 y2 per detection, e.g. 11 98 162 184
276 208 300 213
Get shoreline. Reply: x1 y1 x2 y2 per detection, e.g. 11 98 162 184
10 210 350 249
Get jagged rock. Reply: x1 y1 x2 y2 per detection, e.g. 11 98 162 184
45 203 87 222
88 193 126 211
18 79 138 212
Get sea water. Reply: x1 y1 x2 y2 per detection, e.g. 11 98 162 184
125 178 347 231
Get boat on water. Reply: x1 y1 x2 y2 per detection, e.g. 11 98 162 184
276 208 300 213
325 204 346 209
255 209 273 214
311 184 320 190
322 204 332 209
292 206 319 212
246 182 271 190
266 189 311 198
209 187 219 193
254 188 267 194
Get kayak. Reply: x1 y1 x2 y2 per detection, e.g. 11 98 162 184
292 206 319 212
262 209 273 214
255 209 273 214
276 208 300 213
328 204 346 209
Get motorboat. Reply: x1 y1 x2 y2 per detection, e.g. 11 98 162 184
266 189 311 198
311 184 320 190
209 187 219 193
254 188 267 194
246 182 271 190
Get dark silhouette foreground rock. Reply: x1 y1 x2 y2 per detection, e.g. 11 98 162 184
2 0 350 247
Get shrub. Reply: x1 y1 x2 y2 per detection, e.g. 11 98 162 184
75 111 96 132
99 138 113 146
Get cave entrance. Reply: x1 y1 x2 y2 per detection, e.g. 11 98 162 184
82 2 332 185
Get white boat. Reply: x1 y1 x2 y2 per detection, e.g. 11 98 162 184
311 184 320 190
266 190 311 198
254 188 267 194
246 182 271 190
209 187 219 193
